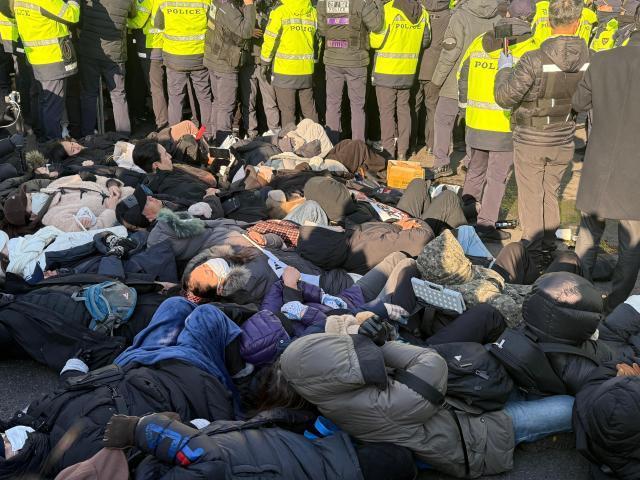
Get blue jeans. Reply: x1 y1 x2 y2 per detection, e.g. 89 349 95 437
504 394 574 444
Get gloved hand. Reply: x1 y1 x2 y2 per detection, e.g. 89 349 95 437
358 315 388 346
261 63 272 83
498 52 514 70
321 293 347 310
281 301 308 320
102 415 140 448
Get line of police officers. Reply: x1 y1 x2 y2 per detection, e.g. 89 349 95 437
0 0 636 233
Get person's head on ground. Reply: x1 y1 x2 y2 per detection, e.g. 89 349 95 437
42 140 85 163
549 0 583 33
255 359 311 412
522 272 603 344
132 139 173 173
186 258 232 298
115 185 163 230
2 186 51 227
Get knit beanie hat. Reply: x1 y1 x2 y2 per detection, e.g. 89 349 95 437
3 186 29 226
417 229 473 285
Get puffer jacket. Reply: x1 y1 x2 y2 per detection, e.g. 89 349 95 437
418 0 451 81
574 373 640 480
494 35 590 146
77 0 136 63
431 0 499 99
40 175 134 233
240 279 366 364
181 244 354 304
133 409 364 480
521 274 640 394
281 334 515 478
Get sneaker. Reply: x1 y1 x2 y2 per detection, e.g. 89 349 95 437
476 225 511 242
425 165 454 180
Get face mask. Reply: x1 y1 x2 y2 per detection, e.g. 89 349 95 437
30 193 50 215
4 426 34 453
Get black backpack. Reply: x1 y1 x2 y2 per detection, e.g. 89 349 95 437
489 327 600 396
432 342 514 411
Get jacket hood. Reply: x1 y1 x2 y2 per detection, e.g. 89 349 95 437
422 0 450 11
394 0 424 23
281 0 313 14
482 18 532 52
461 0 499 19
522 272 603 345
156 208 206 239
540 35 590 72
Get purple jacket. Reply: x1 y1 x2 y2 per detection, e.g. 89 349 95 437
239 281 366 365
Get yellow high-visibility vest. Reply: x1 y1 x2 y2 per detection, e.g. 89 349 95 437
531 1 597 45
156 0 210 57
0 11 19 54
370 0 429 87
260 0 317 77
458 35 537 133
14 0 80 77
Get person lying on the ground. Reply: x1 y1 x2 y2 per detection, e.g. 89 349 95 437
272 329 574 479
41 134 126 169
3 174 132 233
491 241 581 285
246 215 434 274
0 277 166 370
115 185 223 234
0 298 241 479
417 229 531 326
42 231 178 284
239 258 417 365
100 409 417 480
132 138 217 203
0 225 129 282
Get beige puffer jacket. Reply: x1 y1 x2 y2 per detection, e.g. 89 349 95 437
281 334 515 478
40 175 134 232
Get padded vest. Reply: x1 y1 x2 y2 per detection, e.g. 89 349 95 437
324 0 368 52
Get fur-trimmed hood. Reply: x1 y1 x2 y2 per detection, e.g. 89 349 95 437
156 208 206 238
182 244 259 297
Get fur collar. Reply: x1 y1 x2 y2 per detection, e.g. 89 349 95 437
156 208 205 238
220 265 252 296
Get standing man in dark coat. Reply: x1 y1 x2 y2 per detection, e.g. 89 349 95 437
572 9 640 312
78 0 136 136
494 0 589 270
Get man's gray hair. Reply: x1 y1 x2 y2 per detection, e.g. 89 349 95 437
549 0 583 28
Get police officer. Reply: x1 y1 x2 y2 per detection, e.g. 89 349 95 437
77 0 135 136
457 1 536 241
317 0 383 143
260 0 318 128
129 0 169 131
370 0 430 160
14 0 80 140
589 0 621 52
531 0 598 44
205 0 256 145
495 0 589 265
155 0 213 133
238 0 280 138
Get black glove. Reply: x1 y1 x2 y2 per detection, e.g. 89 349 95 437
358 315 388 346
261 64 272 84
103 414 140 448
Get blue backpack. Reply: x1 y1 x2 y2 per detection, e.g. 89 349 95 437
72 281 137 336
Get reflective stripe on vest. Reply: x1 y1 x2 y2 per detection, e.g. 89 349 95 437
164 33 205 41
22 37 62 47
542 62 590 72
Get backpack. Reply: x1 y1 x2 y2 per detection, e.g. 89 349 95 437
489 327 600 396
432 342 514 412
72 281 137 336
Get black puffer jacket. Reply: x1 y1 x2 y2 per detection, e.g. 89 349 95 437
133 409 365 480
574 373 640 480
494 35 589 146
77 0 136 63
0 360 234 478
522 274 640 394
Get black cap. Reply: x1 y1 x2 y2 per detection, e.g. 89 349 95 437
116 185 152 228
